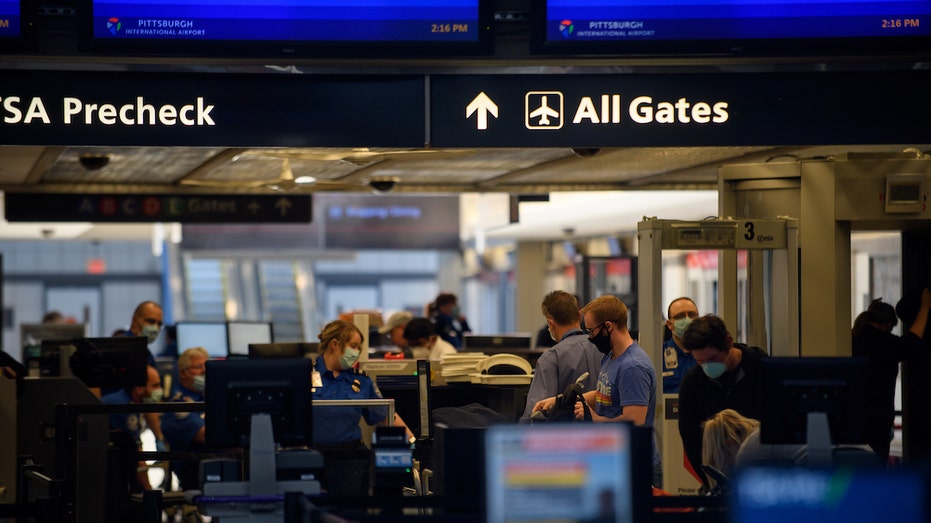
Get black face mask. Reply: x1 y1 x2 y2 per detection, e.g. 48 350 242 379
589 328 613 355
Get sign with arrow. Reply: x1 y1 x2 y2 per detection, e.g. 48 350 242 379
430 71 931 147
3 193 312 223
465 91 498 130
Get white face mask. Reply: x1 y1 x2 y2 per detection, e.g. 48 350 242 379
143 388 164 404
141 324 161 344
339 346 361 370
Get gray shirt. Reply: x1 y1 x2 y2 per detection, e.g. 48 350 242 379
520 330 602 423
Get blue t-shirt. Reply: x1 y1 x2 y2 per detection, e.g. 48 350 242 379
311 356 387 446
594 342 660 467
101 388 143 443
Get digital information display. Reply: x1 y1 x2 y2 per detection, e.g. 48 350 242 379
0 1 22 37
89 0 483 42
542 0 931 42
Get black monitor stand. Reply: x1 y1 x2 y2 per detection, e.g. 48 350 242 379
806 412 833 468
199 414 323 522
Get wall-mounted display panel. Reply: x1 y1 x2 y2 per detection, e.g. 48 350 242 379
80 0 493 57
531 0 931 58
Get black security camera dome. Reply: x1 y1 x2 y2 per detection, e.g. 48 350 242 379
79 154 110 170
369 177 399 194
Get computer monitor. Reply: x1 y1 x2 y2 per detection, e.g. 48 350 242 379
39 336 149 389
760 357 869 445
463 334 532 352
205 358 313 448
227 321 273 357
732 467 927 523
248 342 319 360
20 322 89 363
176 321 229 359
485 423 635 523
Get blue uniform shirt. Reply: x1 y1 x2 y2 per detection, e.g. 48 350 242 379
161 381 205 451
662 337 697 394
101 388 143 443
311 355 387 446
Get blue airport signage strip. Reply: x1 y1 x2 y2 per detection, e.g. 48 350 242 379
3 193 312 223
0 70 425 147
430 70 931 147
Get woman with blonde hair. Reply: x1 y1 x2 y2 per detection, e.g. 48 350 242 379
701 409 760 487
312 319 413 447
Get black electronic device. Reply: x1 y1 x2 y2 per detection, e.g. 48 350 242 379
78 0 494 58
20 322 89 365
248 342 319 360
205 358 313 448
531 0 931 58
38 336 148 389
760 356 869 445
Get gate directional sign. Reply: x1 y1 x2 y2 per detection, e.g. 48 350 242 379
4 193 312 223
430 71 931 147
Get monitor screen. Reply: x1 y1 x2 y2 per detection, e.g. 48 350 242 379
760 356 869 445
248 342 319 359
227 321 273 357
732 467 927 523
79 0 493 57
531 0 931 57
40 336 149 389
485 423 634 523
0 0 36 51
176 322 229 359
20 322 89 363
205 358 313 448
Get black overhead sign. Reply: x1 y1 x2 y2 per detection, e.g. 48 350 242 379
3 193 312 223
2 69 930 148
0 70 425 147
430 71 931 147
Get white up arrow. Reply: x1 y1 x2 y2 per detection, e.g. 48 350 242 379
466 92 498 130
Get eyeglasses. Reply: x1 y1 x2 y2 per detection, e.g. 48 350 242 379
585 322 608 337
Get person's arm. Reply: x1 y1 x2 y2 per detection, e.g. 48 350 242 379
144 412 165 442
677 371 708 486
378 412 415 443
908 289 931 339
582 403 648 424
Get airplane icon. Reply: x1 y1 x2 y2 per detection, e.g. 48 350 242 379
525 91 564 129
529 96 560 125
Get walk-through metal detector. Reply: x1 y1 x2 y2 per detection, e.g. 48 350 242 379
637 217 799 494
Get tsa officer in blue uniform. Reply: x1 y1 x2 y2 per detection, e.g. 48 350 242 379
311 319 414 448
662 297 699 394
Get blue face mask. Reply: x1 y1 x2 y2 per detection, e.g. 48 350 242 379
672 318 693 339
339 346 361 370
701 362 728 379
192 374 206 392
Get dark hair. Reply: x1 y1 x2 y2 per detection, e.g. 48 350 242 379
866 298 897 329
403 317 436 343
667 297 698 319
896 289 924 328
542 290 581 326
681 314 730 353
435 293 457 308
